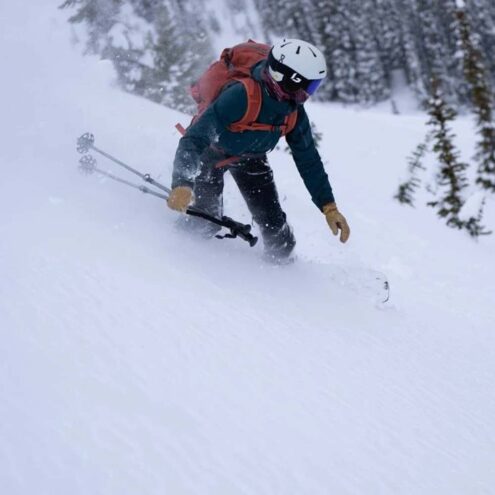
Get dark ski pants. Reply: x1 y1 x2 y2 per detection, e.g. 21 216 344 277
192 148 296 257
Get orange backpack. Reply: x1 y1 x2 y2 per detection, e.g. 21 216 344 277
176 40 298 137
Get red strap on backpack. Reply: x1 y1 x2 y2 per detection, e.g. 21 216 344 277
228 78 298 136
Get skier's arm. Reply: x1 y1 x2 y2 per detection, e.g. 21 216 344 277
285 106 335 210
171 84 248 190
286 107 350 243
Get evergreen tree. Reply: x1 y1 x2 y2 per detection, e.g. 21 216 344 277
61 0 213 113
315 0 357 102
426 77 470 230
439 0 471 104
351 0 389 103
146 3 212 112
254 0 317 45
462 197 491 237
395 0 427 101
466 0 495 88
397 75 490 236
60 0 495 110
454 6 495 192
370 0 405 82
60 0 122 53
395 133 431 206
252 0 276 41
414 0 458 103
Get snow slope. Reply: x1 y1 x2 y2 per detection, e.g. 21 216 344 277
1 2 495 494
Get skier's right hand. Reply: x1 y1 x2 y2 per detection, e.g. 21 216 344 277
323 202 351 243
167 186 193 212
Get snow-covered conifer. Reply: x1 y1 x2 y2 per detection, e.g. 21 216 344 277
426 78 471 230
395 134 431 206
454 6 495 192
61 0 495 109
465 0 495 89
351 0 389 103
315 0 357 102
254 0 317 45
370 0 404 79
394 0 427 102
414 0 458 104
145 3 212 112
60 0 121 53
61 0 213 113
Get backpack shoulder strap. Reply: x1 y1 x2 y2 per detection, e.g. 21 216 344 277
227 78 299 135
281 110 298 136
228 78 263 133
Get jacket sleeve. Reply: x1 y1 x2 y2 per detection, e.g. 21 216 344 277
171 83 247 188
285 106 335 209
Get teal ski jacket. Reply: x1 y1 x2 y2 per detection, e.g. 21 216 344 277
172 61 335 209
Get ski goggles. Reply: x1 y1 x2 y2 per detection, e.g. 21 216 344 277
306 78 324 95
264 68 319 104
267 51 324 97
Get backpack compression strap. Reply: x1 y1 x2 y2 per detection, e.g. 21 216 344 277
228 79 297 136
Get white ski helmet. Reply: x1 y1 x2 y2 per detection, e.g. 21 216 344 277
268 38 327 96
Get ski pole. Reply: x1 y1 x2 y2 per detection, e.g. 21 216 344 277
77 132 221 213
77 133 170 194
77 147 258 247
79 155 168 200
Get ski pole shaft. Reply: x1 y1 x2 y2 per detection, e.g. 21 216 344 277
78 133 171 193
94 144 172 195
93 166 169 201
92 145 146 180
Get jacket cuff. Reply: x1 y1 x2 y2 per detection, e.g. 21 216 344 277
322 202 338 214
318 194 336 211
171 176 194 190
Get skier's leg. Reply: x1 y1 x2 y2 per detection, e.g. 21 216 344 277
193 152 225 218
176 148 226 237
230 157 296 259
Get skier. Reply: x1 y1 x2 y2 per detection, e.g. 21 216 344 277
167 38 350 261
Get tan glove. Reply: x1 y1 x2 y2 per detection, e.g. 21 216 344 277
167 186 193 212
322 202 350 243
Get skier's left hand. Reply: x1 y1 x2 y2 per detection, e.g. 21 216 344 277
323 202 350 243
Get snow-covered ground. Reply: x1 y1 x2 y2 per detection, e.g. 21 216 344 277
1 2 495 494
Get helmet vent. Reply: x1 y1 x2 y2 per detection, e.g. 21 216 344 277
271 38 327 81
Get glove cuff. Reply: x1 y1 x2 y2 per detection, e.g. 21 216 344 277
171 177 195 190
322 202 338 214
173 185 193 193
